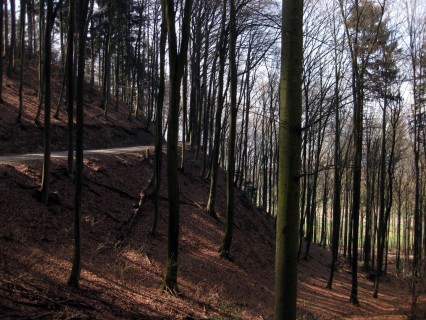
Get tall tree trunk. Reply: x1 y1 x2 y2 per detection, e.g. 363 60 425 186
66 0 75 177
4 0 8 68
101 0 113 119
375 95 399 295
181 63 188 170
27 0 35 58
35 0 45 125
327 55 342 288
151 5 167 237
274 0 303 318
321 172 329 248
374 96 388 298
114 40 120 111
219 0 237 258
17 0 26 124
201 10 214 177
68 0 91 288
363 129 374 272
0 0 4 103
7 0 16 77
160 0 192 294
90 16 95 87
396 180 403 271
40 0 53 205
205 0 227 219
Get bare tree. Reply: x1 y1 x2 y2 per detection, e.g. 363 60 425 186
274 0 303 318
160 0 193 294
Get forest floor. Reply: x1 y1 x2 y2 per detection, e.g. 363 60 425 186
0 65 425 319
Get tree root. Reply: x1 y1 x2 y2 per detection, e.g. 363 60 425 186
219 250 234 262
160 282 180 297
86 178 139 200
205 207 221 223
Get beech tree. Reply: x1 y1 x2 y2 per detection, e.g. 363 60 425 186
100 0 113 118
66 0 76 176
370 21 400 298
340 0 386 305
68 0 93 288
274 0 303 318
40 0 54 205
404 0 426 272
327 0 347 289
7 0 16 77
35 0 45 125
17 0 26 124
40 0 65 205
219 0 237 258
160 0 193 294
0 0 3 103
152 2 167 237
205 0 228 220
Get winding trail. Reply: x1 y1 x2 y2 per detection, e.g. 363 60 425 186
0 145 155 164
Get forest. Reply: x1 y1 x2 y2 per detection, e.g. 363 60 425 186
0 0 426 319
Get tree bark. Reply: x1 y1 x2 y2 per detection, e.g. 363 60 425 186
151 5 167 237
7 0 16 77
205 0 227 219
40 0 53 205
68 0 91 288
219 0 237 258
160 0 193 294
17 0 26 124
0 0 4 103
274 0 303 318
66 0 75 177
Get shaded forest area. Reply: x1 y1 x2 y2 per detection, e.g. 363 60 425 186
0 0 426 319
0 133 422 319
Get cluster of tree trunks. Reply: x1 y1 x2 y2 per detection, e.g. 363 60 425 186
2 0 426 317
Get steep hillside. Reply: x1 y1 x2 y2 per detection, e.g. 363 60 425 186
0 150 424 319
0 65 154 154
0 67 424 319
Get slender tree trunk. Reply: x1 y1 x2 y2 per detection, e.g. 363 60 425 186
54 58 67 119
114 40 120 111
151 6 167 237
68 0 91 288
101 0 113 120
181 63 188 170
7 0 16 77
17 0 26 124
0 0 4 103
219 0 237 258
201 11 214 177
28 0 34 56
40 0 53 205
35 0 45 125
350 74 362 305
321 172 329 248
396 181 402 271
374 96 388 298
4 0 8 66
66 0 75 177
327 60 342 288
160 0 192 294
205 0 227 220
90 16 95 86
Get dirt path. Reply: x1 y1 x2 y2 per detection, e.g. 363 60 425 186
0 145 155 164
